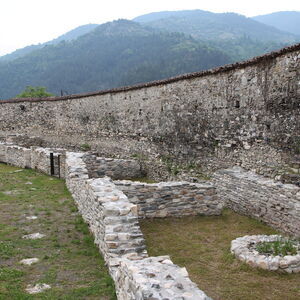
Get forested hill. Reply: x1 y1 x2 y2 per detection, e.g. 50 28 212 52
134 10 297 42
0 20 230 99
252 11 300 36
134 10 300 61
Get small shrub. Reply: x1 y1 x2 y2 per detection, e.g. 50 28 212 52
80 143 91 151
256 238 299 256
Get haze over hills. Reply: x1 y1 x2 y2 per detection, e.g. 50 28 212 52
133 10 297 42
133 10 300 61
252 11 300 36
0 24 99 62
0 20 230 99
0 9 300 100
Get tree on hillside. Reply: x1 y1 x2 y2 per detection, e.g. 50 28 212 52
16 86 54 98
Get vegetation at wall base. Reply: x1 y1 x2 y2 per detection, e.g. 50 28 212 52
256 238 299 256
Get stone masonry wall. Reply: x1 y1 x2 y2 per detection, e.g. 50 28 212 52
115 180 223 218
65 152 211 299
30 147 66 178
0 44 299 180
0 142 65 178
214 167 300 237
83 153 142 179
5 144 31 168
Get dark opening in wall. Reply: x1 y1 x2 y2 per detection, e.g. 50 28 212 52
235 100 240 108
20 105 26 111
266 124 271 130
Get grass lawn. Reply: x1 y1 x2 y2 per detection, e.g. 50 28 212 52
0 163 116 299
140 210 300 300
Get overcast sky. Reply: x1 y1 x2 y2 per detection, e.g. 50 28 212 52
1 0 300 56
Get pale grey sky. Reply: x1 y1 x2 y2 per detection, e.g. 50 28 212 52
0 0 300 56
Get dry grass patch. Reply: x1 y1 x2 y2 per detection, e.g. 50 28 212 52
140 210 300 300
0 163 116 299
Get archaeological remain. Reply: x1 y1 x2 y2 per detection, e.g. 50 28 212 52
0 43 300 299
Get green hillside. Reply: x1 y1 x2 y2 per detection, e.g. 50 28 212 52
134 10 299 61
0 20 230 99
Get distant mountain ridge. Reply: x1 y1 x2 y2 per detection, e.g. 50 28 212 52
0 24 98 62
252 11 300 36
0 20 230 99
133 10 299 61
1 9 300 100
133 10 298 42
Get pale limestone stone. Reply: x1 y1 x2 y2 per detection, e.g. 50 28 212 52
22 233 45 239
231 235 300 273
25 283 51 294
20 258 39 265
26 216 38 220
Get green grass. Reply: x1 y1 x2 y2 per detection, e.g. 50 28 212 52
0 163 116 299
140 209 300 300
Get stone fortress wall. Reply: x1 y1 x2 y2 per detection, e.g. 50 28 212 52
0 44 299 181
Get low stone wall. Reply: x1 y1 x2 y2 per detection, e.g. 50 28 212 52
30 147 66 178
0 142 65 178
4 144 31 168
115 180 223 218
214 167 300 237
115 256 211 300
231 235 300 273
65 153 147 266
0 143 6 162
83 154 142 180
65 152 211 299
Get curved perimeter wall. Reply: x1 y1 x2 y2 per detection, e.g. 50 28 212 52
0 44 300 179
